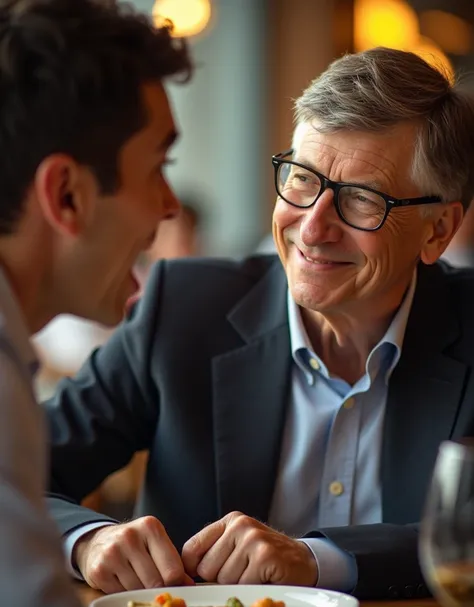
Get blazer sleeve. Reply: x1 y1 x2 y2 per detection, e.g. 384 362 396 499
44 262 166 536
305 522 430 600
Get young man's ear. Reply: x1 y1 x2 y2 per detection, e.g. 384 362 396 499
34 155 90 237
420 201 464 265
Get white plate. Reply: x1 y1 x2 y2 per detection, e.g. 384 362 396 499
89 584 359 607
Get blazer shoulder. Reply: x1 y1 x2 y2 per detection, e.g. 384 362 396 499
430 262 474 348
153 253 280 280
437 261 474 305
145 254 282 308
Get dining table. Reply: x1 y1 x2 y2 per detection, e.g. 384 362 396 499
73 581 440 607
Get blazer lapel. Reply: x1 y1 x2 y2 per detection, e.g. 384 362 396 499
212 260 292 522
382 263 468 523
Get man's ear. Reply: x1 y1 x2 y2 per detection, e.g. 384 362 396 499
33 155 93 237
420 201 464 265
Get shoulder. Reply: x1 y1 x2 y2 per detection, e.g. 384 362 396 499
416 261 474 346
122 254 284 346
150 253 280 283
142 254 282 311
429 260 474 304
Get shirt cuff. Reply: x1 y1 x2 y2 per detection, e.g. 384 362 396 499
64 522 115 580
299 538 358 593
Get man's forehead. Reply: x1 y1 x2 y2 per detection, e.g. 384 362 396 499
138 82 178 149
294 120 389 155
292 120 416 179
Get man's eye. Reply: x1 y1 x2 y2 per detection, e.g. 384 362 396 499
349 191 378 205
293 172 316 185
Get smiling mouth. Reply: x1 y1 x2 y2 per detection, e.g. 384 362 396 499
298 249 350 265
304 256 334 264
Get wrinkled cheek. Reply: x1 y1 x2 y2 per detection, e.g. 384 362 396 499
272 201 301 262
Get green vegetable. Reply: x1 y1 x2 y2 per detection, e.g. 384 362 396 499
226 597 244 607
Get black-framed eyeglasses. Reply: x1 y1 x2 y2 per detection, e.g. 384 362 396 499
272 149 442 231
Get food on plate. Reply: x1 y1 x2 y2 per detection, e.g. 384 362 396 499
126 592 286 607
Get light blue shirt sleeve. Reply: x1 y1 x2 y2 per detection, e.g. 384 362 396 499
299 538 357 593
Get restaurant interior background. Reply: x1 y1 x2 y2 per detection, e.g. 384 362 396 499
35 0 474 516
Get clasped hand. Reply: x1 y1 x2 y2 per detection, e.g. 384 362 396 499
74 511 318 594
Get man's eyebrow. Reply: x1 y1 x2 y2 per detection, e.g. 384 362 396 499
294 155 385 190
294 156 319 171
157 129 179 153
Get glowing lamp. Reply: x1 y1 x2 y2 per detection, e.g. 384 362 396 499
152 0 211 38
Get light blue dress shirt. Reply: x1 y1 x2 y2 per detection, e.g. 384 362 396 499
66 272 416 592
0 269 80 606
268 273 416 590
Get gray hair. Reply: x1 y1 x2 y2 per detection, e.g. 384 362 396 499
294 47 474 210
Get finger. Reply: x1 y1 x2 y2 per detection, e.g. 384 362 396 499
127 542 165 589
182 520 227 576
146 525 188 586
215 548 249 585
114 558 146 591
195 533 236 582
85 548 130 594
92 573 124 596
238 562 268 585
183 573 195 586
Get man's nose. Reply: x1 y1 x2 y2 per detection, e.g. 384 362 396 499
299 189 342 245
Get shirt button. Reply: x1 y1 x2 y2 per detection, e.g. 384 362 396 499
343 398 355 409
309 358 320 370
329 481 344 496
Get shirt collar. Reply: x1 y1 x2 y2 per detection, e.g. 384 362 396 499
288 269 417 384
0 267 38 376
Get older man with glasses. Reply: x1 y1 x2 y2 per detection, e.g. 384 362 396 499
45 47 474 600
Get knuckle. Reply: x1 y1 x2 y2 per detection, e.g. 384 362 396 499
227 510 244 519
182 534 201 557
241 525 268 550
254 540 276 563
229 513 253 531
181 542 194 562
244 526 266 544
217 570 233 585
225 511 244 526
146 577 164 589
118 525 139 544
196 562 213 581
101 542 122 561
139 515 164 535
162 566 185 586
87 559 110 585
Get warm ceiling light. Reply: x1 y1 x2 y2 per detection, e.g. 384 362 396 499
412 35 455 83
420 10 472 55
152 0 211 38
354 0 419 52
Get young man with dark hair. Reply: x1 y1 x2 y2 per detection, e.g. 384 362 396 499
0 0 192 604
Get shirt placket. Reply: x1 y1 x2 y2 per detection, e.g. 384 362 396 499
317 391 363 527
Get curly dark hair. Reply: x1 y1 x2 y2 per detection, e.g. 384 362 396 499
0 0 192 233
